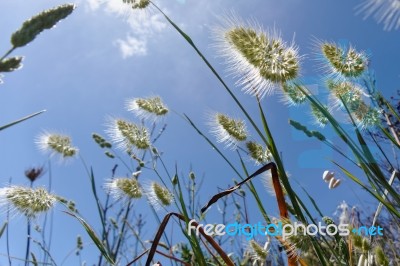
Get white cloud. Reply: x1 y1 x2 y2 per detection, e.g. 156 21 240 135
84 0 129 14
85 0 101 11
126 12 167 35
114 36 147 57
83 0 167 58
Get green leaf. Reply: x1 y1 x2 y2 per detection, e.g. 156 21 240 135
65 211 115 265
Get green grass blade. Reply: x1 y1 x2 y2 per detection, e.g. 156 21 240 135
339 98 400 203
257 97 332 264
65 211 115 265
296 85 367 159
0 110 45 131
257 100 307 223
183 114 242 179
0 222 7 238
297 86 400 208
379 126 400 149
88 167 110 253
297 185 324 218
380 94 400 122
333 162 400 219
151 2 268 146
175 172 208 265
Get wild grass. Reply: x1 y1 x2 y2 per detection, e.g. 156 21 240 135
1 1 399 266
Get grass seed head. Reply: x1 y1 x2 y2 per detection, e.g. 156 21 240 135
210 113 248 149
0 186 57 218
126 96 168 121
320 42 368 80
147 182 173 209
122 0 150 9
214 14 300 98
36 132 78 159
104 177 142 200
246 141 272 164
106 118 150 152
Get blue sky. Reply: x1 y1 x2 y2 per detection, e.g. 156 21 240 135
0 0 399 264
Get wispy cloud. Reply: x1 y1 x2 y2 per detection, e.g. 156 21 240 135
114 36 147 57
84 0 166 58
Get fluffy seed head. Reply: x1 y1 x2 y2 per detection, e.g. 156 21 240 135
147 182 173 209
126 96 168 120
214 15 300 98
279 219 311 260
248 240 268 262
375 246 389 265
319 41 368 80
104 177 142 200
106 118 150 152
210 113 248 148
36 132 78 159
281 82 307 105
0 186 57 218
122 0 150 9
356 0 400 31
327 81 365 111
327 81 381 129
0 56 24 72
11 4 75 48
246 141 271 164
353 105 381 129
310 104 329 127
351 233 363 250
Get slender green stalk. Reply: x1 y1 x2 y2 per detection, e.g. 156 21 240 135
297 85 400 212
111 200 132 261
184 114 272 223
0 110 46 132
334 162 400 218
175 175 208 265
150 2 269 147
257 97 332 265
78 157 111 260
256 99 305 221
6 177 12 266
24 220 31 266
24 181 34 266
370 170 398 236
339 96 400 203
0 47 15 62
